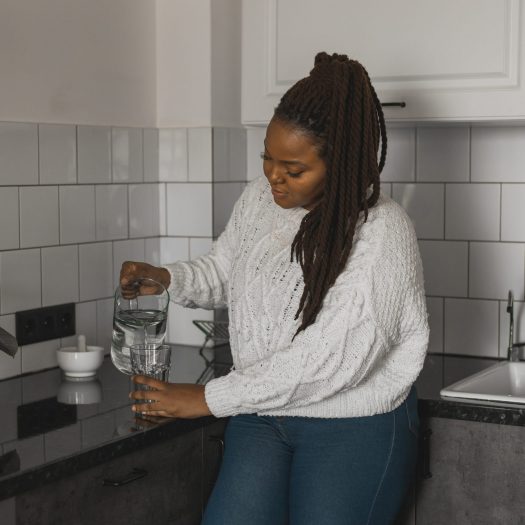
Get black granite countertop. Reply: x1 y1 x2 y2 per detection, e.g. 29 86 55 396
0 343 232 501
415 353 525 426
1 348 524 501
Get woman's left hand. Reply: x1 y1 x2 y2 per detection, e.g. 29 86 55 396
130 376 212 419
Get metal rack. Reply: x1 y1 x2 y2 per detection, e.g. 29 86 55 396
192 320 231 384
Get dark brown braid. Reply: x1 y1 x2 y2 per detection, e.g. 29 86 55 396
274 52 387 337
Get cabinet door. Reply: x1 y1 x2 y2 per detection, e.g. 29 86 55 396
242 0 525 124
415 417 525 524
14 428 204 525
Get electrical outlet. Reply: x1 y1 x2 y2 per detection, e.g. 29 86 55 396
15 303 75 346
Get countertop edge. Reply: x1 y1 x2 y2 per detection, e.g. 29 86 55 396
419 398 525 426
0 415 222 502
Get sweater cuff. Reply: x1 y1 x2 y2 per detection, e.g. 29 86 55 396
162 263 188 300
204 375 241 418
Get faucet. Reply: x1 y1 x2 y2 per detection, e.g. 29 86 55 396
507 290 525 361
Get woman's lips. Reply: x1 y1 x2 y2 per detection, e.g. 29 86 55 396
271 187 286 197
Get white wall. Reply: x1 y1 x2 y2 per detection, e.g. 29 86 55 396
156 0 212 127
211 0 242 127
0 0 157 126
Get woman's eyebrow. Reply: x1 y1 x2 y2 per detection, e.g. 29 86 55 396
263 141 308 167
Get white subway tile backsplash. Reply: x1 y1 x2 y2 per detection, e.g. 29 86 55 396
60 186 96 244
77 126 111 183
0 122 38 185
228 128 247 182
20 186 59 248
145 238 161 266
188 128 212 182
417 126 470 182
418 241 468 297
160 238 189 265
501 184 525 242
129 183 163 238
0 187 19 250
392 183 444 239
143 128 159 182
381 127 416 182
112 127 143 183
159 128 188 181
213 182 245 237
381 184 392 198
1 118 521 369
39 124 76 184
96 298 113 353
190 238 213 259
246 126 266 182
167 183 212 237
444 298 499 357
469 242 525 301
41 245 79 306
21 339 60 374
79 243 113 301
0 249 41 314
471 126 525 182
167 303 213 346
95 185 128 240
445 184 500 241
213 128 247 182
113 239 145 287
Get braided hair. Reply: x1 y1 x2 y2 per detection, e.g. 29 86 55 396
273 52 387 337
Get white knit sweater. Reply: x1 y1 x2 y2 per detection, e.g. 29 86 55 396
165 176 429 419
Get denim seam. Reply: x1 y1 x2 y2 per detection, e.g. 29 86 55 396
366 412 396 525
405 400 418 438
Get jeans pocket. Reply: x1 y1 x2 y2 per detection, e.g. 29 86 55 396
404 390 420 438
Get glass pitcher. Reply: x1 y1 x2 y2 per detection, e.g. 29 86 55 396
111 278 170 375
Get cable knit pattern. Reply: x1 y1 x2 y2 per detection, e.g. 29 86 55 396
164 176 429 418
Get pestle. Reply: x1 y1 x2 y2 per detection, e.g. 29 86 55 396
77 334 87 352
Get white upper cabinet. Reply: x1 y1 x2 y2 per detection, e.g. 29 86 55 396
242 0 525 124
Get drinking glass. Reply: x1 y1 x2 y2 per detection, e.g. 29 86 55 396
130 344 172 411
111 278 170 375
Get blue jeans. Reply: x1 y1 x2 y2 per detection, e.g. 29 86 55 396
202 387 418 525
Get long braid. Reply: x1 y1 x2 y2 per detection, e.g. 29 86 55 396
274 52 387 337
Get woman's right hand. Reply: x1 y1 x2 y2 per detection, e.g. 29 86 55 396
119 261 171 298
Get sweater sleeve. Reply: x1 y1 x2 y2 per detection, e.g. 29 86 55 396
204 204 429 418
162 181 251 309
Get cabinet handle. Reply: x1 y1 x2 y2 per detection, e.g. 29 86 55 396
102 467 148 487
208 435 224 459
381 102 406 108
420 428 432 480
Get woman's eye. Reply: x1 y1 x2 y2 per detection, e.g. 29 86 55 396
260 152 271 161
287 171 303 178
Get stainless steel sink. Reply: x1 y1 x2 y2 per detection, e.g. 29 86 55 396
440 361 525 404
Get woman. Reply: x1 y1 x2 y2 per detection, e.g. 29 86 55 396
123 52 429 524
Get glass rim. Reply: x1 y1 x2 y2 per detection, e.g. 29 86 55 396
130 343 171 352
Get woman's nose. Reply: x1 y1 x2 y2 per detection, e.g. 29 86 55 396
266 166 284 183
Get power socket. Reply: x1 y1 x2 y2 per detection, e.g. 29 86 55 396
15 303 75 346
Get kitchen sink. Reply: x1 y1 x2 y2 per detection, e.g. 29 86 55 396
440 361 525 404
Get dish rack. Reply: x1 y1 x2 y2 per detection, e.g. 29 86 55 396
192 320 231 384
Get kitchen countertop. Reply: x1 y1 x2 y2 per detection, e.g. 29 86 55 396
1 347 524 501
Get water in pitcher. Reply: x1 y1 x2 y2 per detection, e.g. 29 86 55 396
111 309 168 375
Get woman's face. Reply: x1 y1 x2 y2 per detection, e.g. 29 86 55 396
262 118 327 211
